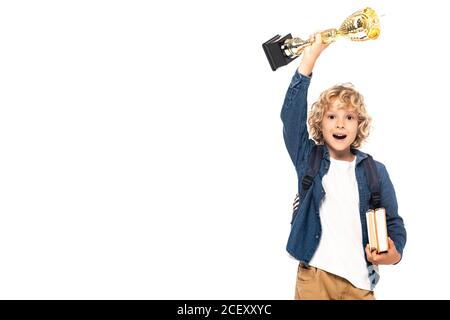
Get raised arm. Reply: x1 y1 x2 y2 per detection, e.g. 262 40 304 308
297 33 329 76
280 34 329 169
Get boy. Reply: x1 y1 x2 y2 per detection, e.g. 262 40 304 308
281 33 407 300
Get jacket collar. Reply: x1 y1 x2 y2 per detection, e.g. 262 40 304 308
322 144 368 165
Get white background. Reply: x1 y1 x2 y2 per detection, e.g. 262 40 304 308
0 0 448 299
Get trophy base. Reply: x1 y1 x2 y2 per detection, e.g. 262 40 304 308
262 34 298 71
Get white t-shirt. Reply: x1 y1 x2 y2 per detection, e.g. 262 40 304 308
309 156 371 291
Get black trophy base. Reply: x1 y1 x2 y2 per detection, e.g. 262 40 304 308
262 34 298 71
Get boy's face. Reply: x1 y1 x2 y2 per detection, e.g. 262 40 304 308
321 99 358 158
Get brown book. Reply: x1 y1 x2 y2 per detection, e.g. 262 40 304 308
366 208 388 253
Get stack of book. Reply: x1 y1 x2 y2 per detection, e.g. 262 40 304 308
366 208 388 253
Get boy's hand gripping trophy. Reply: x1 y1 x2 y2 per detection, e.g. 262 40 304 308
263 7 380 71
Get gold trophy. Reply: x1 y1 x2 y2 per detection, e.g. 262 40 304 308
263 7 380 71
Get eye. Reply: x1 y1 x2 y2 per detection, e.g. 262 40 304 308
347 115 354 120
327 115 335 120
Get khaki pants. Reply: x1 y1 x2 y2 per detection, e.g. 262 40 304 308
295 264 375 300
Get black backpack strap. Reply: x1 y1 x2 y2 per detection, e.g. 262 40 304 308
291 145 323 225
302 144 324 192
362 154 381 208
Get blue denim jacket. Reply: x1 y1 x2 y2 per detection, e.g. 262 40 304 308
281 70 407 289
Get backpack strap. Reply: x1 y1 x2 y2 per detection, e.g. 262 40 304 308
301 144 324 192
362 154 381 208
291 144 323 224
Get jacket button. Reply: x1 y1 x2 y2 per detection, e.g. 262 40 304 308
315 235 319 239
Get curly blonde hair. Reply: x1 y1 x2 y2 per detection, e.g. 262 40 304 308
308 83 372 149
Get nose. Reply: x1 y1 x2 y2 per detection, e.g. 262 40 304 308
336 123 344 129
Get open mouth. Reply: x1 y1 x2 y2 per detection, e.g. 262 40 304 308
332 134 347 140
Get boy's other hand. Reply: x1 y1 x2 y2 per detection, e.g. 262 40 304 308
298 32 330 76
365 237 401 265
